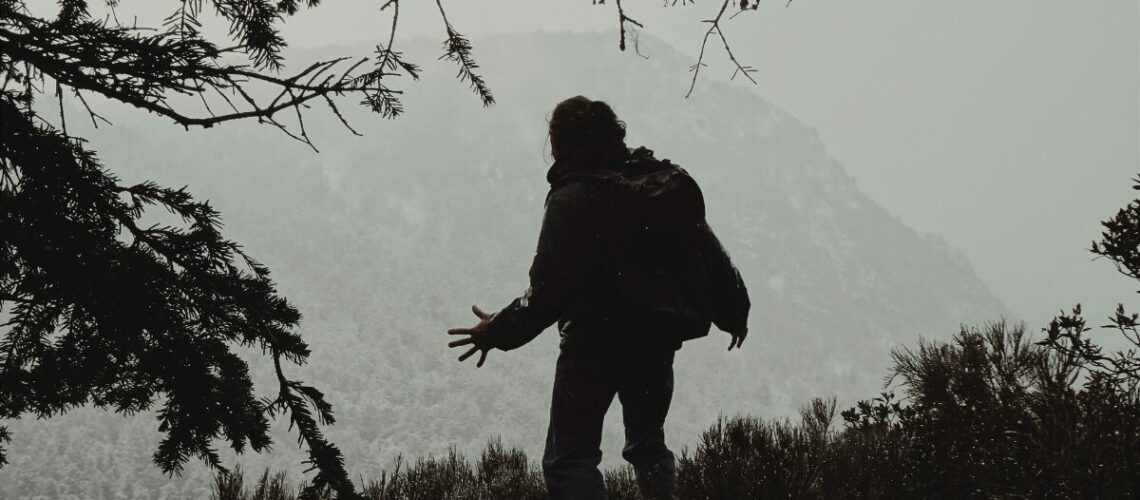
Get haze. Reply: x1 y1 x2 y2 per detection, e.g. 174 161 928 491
57 0 1139 325
5 1 1138 497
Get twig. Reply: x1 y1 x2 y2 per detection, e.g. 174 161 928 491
55 79 66 135
324 95 361 136
286 89 318 153
379 0 400 72
71 87 110 127
685 0 757 98
616 0 644 52
632 29 650 59
434 0 494 106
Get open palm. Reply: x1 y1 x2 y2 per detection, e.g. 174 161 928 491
447 305 494 367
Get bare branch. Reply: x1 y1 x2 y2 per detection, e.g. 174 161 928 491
632 28 650 60
71 87 110 128
615 0 644 52
54 79 65 135
685 0 758 98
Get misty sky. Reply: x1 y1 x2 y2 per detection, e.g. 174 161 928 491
4 4 1139 494
284 0 1138 329
42 1 1139 327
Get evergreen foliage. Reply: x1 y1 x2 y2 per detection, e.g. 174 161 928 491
0 0 489 497
0 86 358 496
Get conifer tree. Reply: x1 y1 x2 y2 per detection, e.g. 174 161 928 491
0 0 490 497
0 0 768 497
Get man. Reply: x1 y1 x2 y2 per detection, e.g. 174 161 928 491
447 95 750 500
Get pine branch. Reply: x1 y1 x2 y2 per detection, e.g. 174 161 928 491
0 426 8 467
0 7 420 145
0 96 346 494
268 353 359 499
434 0 494 107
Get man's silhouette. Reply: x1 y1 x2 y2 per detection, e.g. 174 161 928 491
448 95 750 500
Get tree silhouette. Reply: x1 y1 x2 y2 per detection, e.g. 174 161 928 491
1034 173 1140 495
0 0 772 497
1038 174 1140 392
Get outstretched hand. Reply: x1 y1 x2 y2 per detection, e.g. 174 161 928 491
727 331 746 351
448 305 495 367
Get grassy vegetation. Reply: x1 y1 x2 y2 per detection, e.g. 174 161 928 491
213 321 1140 500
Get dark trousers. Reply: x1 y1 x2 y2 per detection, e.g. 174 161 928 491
541 344 678 500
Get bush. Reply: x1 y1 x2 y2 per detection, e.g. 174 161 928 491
215 322 1139 500
844 321 1139 498
676 321 1138 499
676 398 837 499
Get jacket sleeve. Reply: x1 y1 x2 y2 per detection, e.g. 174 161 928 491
483 190 574 351
700 221 751 336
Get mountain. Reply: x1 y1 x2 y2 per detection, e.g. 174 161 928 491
0 31 1008 498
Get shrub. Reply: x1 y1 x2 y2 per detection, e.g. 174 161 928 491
214 323 1139 499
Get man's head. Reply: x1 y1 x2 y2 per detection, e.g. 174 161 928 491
548 96 626 162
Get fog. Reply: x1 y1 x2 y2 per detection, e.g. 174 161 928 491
59 0 1138 326
4 1 1137 498
292 0 1139 330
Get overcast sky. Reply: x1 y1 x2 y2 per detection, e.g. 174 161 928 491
48 0 1140 327
286 0 1136 328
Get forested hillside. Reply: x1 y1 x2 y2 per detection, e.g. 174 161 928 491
0 32 1008 498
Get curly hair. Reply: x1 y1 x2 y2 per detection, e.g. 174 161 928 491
548 95 626 161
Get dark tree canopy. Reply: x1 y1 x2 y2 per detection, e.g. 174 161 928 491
1038 175 1140 394
0 0 772 497
0 94 333 482
1093 176 1140 288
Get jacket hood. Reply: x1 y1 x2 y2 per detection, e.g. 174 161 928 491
624 146 666 174
546 144 630 186
546 145 670 187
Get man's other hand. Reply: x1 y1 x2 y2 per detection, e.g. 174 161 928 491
448 305 494 367
727 330 746 351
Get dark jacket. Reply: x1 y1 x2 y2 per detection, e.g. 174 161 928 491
486 146 750 351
